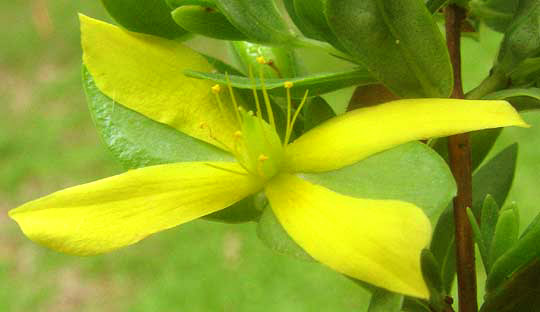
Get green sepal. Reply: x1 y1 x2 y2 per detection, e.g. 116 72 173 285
171 5 248 40
213 0 297 44
185 68 376 99
367 288 403 312
231 42 298 78
100 0 188 39
303 96 336 131
326 0 453 98
488 203 519 270
483 88 540 111
256 204 313 261
82 66 260 224
300 142 456 223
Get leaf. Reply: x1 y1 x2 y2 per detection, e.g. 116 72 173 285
472 144 518 218
367 288 403 312
231 41 298 78
486 211 540 295
347 84 400 111
481 195 501 272
326 0 453 98
256 204 313 261
495 0 540 74
470 0 518 33
300 142 456 223
185 68 376 99
488 203 519 270
481 259 540 312
303 96 336 131
100 0 188 39
171 5 247 40
83 67 261 224
213 0 296 44
483 88 540 111
467 207 489 271
425 0 447 13
420 249 444 298
429 205 457 294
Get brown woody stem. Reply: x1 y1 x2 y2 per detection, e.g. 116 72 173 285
445 4 478 312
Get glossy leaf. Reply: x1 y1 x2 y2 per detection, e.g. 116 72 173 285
231 42 298 78
483 88 540 111
488 203 519 270
367 288 403 312
472 144 518 218
171 5 247 40
300 142 456 223
83 67 261 224
326 0 453 98
213 0 296 44
303 96 336 131
185 68 376 99
495 0 540 74
100 0 187 39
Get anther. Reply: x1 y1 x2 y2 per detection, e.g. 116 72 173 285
258 154 269 162
234 130 242 139
256 56 266 64
211 84 221 94
284 81 293 89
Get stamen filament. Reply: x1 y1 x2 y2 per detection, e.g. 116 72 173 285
285 90 309 145
284 81 293 147
211 84 225 115
225 73 242 126
204 163 248 176
258 60 276 130
248 65 263 120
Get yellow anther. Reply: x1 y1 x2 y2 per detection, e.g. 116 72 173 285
234 130 243 138
258 154 269 162
199 121 207 129
284 81 293 89
256 56 266 64
211 84 221 94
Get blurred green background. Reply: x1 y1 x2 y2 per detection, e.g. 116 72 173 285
0 1 538 311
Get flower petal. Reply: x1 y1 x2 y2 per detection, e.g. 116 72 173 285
265 173 431 298
285 99 529 172
9 162 261 256
80 14 238 150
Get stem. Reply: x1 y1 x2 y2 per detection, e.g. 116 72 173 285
445 5 478 312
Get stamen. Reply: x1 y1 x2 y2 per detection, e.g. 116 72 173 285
258 61 276 130
225 73 242 126
256 56 266 64
211 84 225 114
199 121 231 151
257 154 269 177
204 163 247 176
248 65 263 120
284 81 293 147
285 89 309 145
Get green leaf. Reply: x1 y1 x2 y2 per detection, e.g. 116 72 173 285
100 0 188 39
326 0 453 98
470 0 518 33
425 0 447 14
303 96 336 131
472 144 518 218
420 249 444 299
467 207 489 271
495 0 540 74
488 203 519 270
486 211 540 294
481 259 540 312
185 68 376 99
256 204 313 261
300 142 456 223
367 288 403 312
83 66 260 224
171 5 247 40
430 128 502 172
213 0 296 44
481 195 501 272
483 88 540 111
231 42 298 78
402 298 432 312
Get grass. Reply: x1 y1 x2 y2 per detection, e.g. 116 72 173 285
0 1 538 311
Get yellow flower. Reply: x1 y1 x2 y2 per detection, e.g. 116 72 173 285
8 15 528 299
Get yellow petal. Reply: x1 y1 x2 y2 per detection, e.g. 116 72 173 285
286 99 529 172
265 174 431 298
9 162 261 256
80 14 238 150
